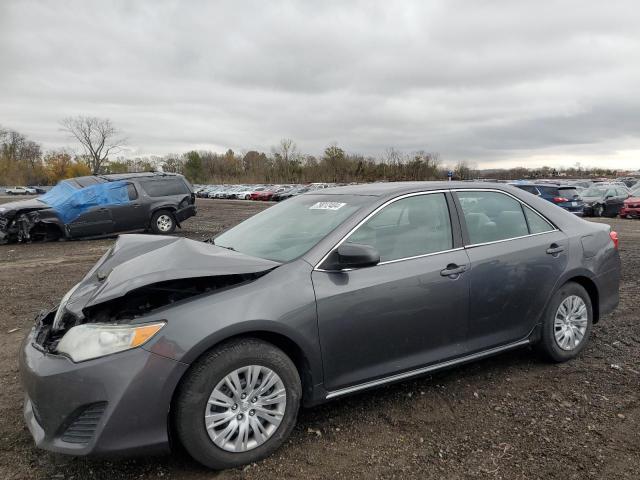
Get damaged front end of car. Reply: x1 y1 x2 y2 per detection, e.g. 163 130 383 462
30 234 281 360
0 201 64 244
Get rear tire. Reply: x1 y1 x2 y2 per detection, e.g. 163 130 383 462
174 338 301 470
150 210 176 234
536 282 593 362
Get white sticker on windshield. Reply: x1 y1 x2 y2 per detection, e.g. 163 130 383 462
309 202 346 211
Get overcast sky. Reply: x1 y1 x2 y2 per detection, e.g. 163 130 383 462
1 1 639 169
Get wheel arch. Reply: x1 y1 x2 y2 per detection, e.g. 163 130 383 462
150 204 178 216
149 205 179 228
170 328 319 410
565 275 600 323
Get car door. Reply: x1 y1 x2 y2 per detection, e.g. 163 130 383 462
605 188 626 216
453 189 568 352
312 191 471 392
66 206 115 237
111 183 149 232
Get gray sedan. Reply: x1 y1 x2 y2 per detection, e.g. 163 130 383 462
19 182 620 469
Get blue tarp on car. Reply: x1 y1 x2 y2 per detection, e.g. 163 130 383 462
39 180 130 224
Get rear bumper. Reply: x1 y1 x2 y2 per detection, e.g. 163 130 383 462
595 266 621 319
175 204 196 223
558 204 584 215
19 329 188 456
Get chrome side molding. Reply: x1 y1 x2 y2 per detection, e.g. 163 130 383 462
325 338 530 399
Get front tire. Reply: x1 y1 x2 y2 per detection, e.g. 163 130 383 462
150 210 176 234
174 338 301 470
536 282 593 362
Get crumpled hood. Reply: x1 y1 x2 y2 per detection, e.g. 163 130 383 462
64 234 281 317
0 198 48 216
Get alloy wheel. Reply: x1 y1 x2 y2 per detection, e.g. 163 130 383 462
156 214 173 232
554 295 588 351
204 365 287 453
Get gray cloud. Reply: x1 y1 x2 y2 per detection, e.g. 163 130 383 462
1 0 639 168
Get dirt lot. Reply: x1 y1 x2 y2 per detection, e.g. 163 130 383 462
1 198 638 480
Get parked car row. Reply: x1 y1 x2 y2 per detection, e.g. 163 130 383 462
194 183 338 201
511 180 640 219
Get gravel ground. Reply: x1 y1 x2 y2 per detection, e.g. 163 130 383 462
0 198 638 480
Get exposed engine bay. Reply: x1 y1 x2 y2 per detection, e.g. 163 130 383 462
33 272 267 353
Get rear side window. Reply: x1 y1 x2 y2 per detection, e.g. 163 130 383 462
140 178 190 197
457 191 529 244
127 183 138 200
346 193 453 262
523 205 554 234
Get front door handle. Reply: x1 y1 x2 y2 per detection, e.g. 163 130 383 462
440 263 468 277
546 244 565 255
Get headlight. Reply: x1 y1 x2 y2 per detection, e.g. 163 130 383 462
56 322 165 362
52 282 81 330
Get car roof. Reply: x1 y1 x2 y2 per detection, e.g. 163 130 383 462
510 182 572 187
309 181 522 197
97 172 183 182
62 172 185 188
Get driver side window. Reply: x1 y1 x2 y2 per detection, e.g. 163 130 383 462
345 193 453 263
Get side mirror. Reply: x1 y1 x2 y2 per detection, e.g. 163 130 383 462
323 243 380 270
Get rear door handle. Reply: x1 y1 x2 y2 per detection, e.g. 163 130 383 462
546 244 565 255
440 264 468 277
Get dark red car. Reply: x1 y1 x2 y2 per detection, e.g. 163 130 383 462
620 196 640 218
252 186 289 201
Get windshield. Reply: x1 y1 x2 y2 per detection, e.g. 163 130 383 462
582 187 606 197
38 180 79 204
215 194 371 262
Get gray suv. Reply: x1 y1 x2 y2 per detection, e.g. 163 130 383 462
0 172 196 243
19 182 620 469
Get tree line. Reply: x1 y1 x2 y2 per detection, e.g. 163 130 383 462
0 117 623 187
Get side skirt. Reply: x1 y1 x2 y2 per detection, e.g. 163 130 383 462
325 338 531 400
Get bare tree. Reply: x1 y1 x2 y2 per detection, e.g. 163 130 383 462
60 116 126 174
272 138 299 181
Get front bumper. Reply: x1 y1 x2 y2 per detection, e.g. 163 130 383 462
620 206 640 218
19 329 189 456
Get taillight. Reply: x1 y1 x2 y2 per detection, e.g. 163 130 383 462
610 231 619 249
553 197 569 203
